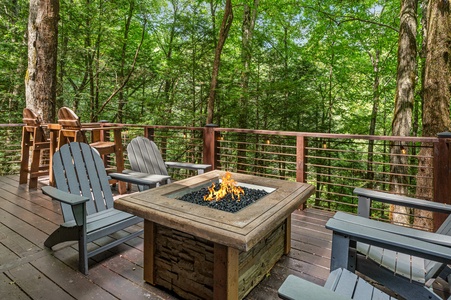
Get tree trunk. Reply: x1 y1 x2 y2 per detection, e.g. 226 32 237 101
206 0 233 125
84 0 94 120
156 0 178 125
415 0 451 230
237 0 258 172
366 49 380 188
238 0 259 130
93 3 103 122
117 0 135 123
390 0 417 226
26 0 59 123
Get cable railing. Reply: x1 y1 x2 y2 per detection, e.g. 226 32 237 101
304 137 433 221
0 124 26 176
208 129 435 224
5 123 447 230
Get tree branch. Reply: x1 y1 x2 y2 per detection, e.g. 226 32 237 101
303 5 398 33
93 18 147 120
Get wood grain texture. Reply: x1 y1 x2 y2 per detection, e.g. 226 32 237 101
0 174 357 300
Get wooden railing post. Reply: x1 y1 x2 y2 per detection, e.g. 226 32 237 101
433 132 451 230
296 135 306 183
296 135 307 210
203 124 219 170
144 126 155 140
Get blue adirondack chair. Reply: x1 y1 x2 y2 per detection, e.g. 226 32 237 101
41 142 144 274
116 136 211 191
326 188 451 300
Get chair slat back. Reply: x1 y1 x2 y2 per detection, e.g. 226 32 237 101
436 214 451 235
23 108 42 126
23 108 46 137
52 142 114 222
58 107 83 129
127 137 169 176
424 214 451 279
57 107 89 146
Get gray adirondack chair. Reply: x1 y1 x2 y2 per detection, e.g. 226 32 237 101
278 268 396 300
41 142 144 275
326 187 451 300
120 136 211 191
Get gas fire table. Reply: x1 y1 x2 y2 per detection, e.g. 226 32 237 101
114 171 314 300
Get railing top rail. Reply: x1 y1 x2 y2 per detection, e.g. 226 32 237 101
12 123 208 131
6 122 442 143
138 124 206 130
0 123 24 128
213 127 438 143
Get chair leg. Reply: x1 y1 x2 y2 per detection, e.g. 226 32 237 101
113 129 126 194
28 147 41 189
330 232 356 272
78 225 89 275
28 132 49 189
44 226 79 248
19 130 30 185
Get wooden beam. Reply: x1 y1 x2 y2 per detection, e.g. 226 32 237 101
284 216 291 254
214 243 239 300
433 132 451 230
143 220 156 285
203 124 219 170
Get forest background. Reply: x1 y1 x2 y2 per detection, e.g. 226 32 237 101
1 0 451 228
0 0 422 134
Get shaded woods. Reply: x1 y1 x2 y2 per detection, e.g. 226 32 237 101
2 1 451 229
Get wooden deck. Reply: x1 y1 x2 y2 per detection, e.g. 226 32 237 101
0 174 333 299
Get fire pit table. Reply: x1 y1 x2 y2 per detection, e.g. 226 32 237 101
114 170 314 300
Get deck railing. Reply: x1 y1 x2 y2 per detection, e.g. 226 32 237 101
5 123 450 230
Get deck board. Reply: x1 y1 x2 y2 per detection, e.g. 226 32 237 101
0 175 333 300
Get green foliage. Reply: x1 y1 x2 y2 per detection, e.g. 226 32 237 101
0 0 28 123
1 0 401 136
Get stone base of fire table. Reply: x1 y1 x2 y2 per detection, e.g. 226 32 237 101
145 219 287 300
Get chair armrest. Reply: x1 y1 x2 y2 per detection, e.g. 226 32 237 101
165 162 211 171
110 171 170 186
42 186 89 206
42 186 89 226
80 126 124 132
334 211 451 247
326 217 451 263
278 274 350 300
354 187 451 215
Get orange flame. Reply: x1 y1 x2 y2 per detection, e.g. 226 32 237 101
204 172 245 201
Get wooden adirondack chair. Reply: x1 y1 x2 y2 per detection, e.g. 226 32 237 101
278 268 397 300
41 142 143 275
20 108 50 189
326 187 451 300
57 106 126 193
118 136 211 191
57 106 124 161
